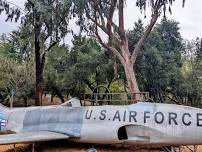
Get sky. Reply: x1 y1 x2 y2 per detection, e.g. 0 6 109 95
0 0 201 42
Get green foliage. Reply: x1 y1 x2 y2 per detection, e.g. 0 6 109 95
24 0 72 42
20 0 74 105
0 0 21 22
45 44 70 97
0 26 34 63
71 36 115 94
136 0 178 16
44 36 116 99
70 0 178 33
2 0 201 107
128 18 202 106
68 0 185 98
0 57 35 101
128 18 183 102
0 26 35 103
177 38 202 107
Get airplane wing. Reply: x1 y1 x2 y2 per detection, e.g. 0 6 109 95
0 131 69 145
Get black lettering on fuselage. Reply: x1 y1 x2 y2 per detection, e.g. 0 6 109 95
144 111 150 123
168 112 178 125
86 109 199 128
113 110 121 121
182 113 191 126
197 113 202 126
85 110 93 119
123 110 126 122
129 111 137 122
155 112 164 124
99 110 106 120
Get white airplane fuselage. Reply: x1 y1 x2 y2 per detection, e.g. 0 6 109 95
2 102 202 146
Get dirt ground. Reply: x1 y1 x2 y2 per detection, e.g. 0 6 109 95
0 96 201 152
0 142 202 152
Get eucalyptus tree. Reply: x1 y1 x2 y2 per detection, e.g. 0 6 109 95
70 0 185 100
0 0 21 22
1 0 72 105
0 26 34 63
21 0 72 105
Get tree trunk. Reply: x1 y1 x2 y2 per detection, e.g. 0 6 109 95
119 41 141 102
35 41 45 106
123 63 140 102
23 97 28 107
35 50 44 106
34 10 44 106
51 92 54 103
35 77 43 106
52 86 65 103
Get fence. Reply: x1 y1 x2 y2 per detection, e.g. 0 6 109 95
82 92 149 106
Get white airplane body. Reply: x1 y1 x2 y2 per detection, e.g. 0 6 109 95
0 99 202 146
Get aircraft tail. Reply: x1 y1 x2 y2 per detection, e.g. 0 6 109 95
0 103 10 116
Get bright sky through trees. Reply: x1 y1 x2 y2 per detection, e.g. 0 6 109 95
0 0 201 40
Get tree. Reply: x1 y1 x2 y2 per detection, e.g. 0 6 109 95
129 19 183 102
0 57 35 106
70 35 116 95
179 38 202 107
45 44 70 102
0 30 35 105
45 36 116 101
156 19 183 103
0 26 34 63
22 0 72 105
0 0 71 105
70 0 184 101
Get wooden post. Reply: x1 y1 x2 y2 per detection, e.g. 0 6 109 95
13 144 16 152
194 145 197 152
32 143 35 152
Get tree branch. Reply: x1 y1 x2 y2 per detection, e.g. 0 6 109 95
86 12 108 34
27 0 34 8
118 0 126 41
46 41 57 52
84 79 95 92
6 1 26 13
95 23 125 65
107 0 117 40
131 12 158 64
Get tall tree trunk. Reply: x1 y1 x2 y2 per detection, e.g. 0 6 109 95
35 66 43 106
118 40 141 102
35 43 44 106
51 93 53 103
32 3 57 106
123 63 140 102
34 11 43 106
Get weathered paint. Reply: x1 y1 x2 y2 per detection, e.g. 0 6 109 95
1 101 202 145
79 102 202 145
23 106 85 136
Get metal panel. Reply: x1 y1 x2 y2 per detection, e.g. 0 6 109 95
23 106 85 136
